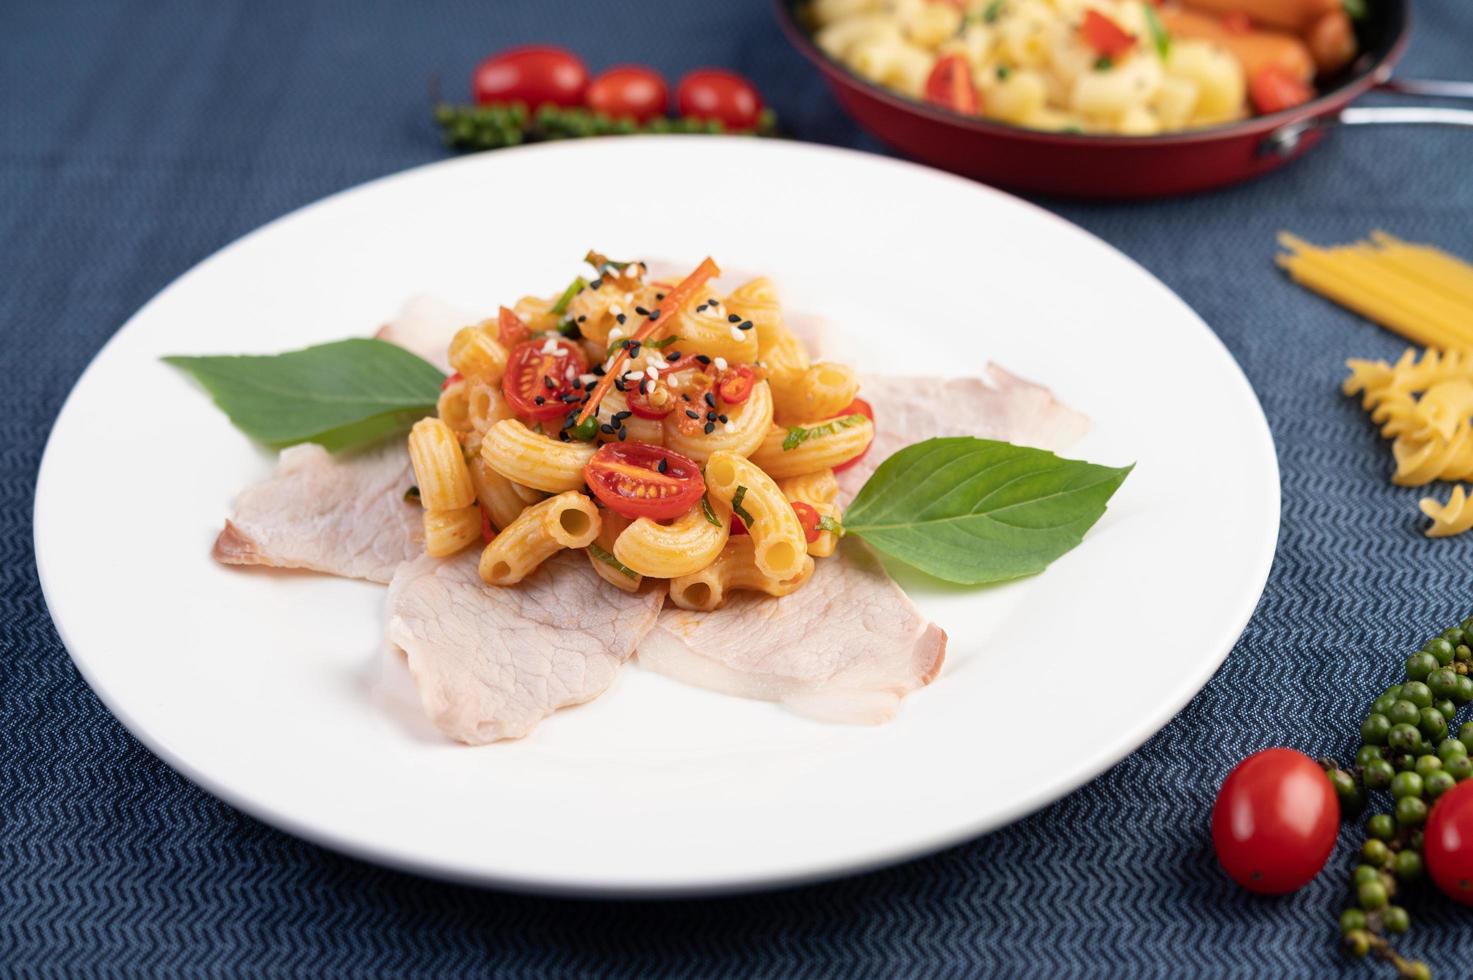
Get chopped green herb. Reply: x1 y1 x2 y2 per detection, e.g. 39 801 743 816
700 494 722 527
1142 4 1170 60
996 65 1012 81
584 250 630 274
1343 0 1367 19
817 514 844 536
605 334 680 358
1094 55 1114 71
403 486 420 503
556 317 583 340
1062 125 1085 134
781 413 866 452
550 276 588 316
731 486 755 528
983 0 1006 24
587 542 638 579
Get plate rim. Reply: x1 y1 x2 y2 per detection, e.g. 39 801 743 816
32 136 1281 897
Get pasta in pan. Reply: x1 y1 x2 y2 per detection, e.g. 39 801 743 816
408 252 876 607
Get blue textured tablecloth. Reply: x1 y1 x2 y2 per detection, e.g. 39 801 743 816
6 1 1473 975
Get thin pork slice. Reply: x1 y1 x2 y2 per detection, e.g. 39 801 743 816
840 367 1091 502
373 293 476 373
214 443 420 584
388 550 666 744
642 541 945 725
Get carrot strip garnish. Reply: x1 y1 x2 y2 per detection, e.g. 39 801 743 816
576 257 720 424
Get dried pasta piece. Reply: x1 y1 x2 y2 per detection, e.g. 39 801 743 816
1420 486 1473 538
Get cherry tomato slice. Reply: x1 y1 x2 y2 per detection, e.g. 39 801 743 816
1080 10 1136 58
924 54 979 114
1221 11 1253 34
584 443 705 521
497 306 530 347
791 501 822 544
831 397 875 475
441 371 463 391
716 365 755 406
656 360 718 435
1249 65 1315 115
473 45 588 108
502 338 588 421
730 514 748 535
1426 780 1473 905
587 65 669 123
1211 748 1339 894
676 69 763 130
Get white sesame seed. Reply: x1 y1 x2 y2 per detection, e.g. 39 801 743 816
610 305 623 318
724 422 736 434
647 367 660 383
623 292 634 304
625 369 645 381
579 373 597 385
729 326 744 342
714 357 729 372
540 338 559 355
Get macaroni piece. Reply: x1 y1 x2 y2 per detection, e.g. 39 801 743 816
448 324 509 384
779 468 843 558
586 509 643 592
663 379 774 465
469 456 531 531
773 362 860 425
480 419 599 493
704 451 809 581
669 537 817 611
478 491 600 586
408 418 475 511
613 495 732 579
423 505 482 558
749 415 875 480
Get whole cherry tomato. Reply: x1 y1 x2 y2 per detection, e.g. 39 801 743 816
1211 748 1340 894
587 65 668 123
474 46 588 108
676 69 763 130
1425 779 1473 905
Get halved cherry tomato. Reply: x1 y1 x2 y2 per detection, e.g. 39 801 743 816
1081 10 1136 58
1249 65 1314 115
474 46 588 108
1211 748 1339 894
502 337 588 421
676 70 763 130
924 54 978 114
1425 780 1473 905
1221 11 1253 34
831 397 875 474
498 306 530 347
716 365 756 406
480 507 496 543
584 443 705 521
587 65 668 123
441 371 463 391
791 502 822 544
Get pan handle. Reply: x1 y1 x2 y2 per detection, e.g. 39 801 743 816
1261 105 1473 158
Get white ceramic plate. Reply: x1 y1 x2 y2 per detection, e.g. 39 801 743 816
34 138 1278 896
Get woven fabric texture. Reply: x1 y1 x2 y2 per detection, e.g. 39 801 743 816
5 0 1473 975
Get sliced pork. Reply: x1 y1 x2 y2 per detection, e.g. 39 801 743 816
373 293 475 373
642 541 946 725
841 367 1090 502
214 443 420 584
387 549 666 744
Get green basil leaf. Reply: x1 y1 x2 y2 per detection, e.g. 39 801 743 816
842 437 1131 585
587 542 638 579
1143 4 1170 60
700 494 722 527
781 413 865 451
551 276 588 316
164 338 444 452
817 514 844 535
731 485 755 528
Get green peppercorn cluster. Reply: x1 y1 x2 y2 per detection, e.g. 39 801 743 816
1325 618 1473 980
434 102 780 152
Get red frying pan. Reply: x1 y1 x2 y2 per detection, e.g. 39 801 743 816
776 0 1471 198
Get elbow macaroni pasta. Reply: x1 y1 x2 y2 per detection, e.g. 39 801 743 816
407 255 877 605
478 491 600 586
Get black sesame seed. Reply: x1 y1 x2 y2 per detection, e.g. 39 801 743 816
667 351 681 360
704 422 716 434
685 409 700 419
543 376 556 389
695 355 711 365
657 459 668 474
738 320 753 331
656 293 666 300
616 313 627 324
635 305 650 316
728 313 742 323
704 392 716 408
648 310 660 321
560 393 581 403
559 431 570 442
600 423 615 434
618 426 628 440
577 315 587 323
695 304 707 313
718 414 729 423
590 279 603 290
614 378 627 391
706 411 717 421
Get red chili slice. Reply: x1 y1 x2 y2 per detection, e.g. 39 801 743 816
441 371 463 391
923 54 979 114
1081 10 1135 58
831 397 875 475
716 364 755 406
497 306 531 347
791 501 822 544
